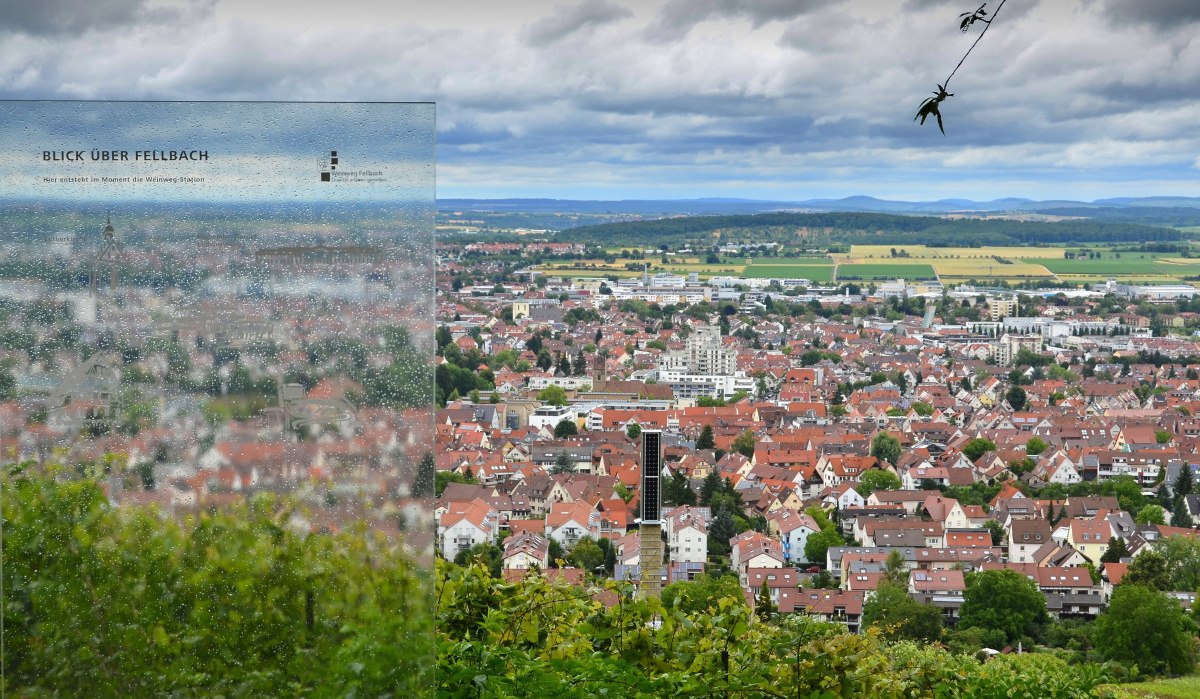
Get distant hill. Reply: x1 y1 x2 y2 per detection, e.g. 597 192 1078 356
438 196 1200 228
553 211 1186 248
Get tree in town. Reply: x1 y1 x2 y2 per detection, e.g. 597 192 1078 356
882 549 908 586
626 422 642 440
554 419 578 439
537 385 568 406
1137 504 1168 526
755 581 775 621
859 468 902 494
696 424 716 451
983 519 1006 546
568 536 605 574
1100 537 1129 564
862 583 943 644
1025 437 1048 456
1095 584 1197 676
870 433 902 466
731 429 756 458
1175 465 1194 499
962 438 997 462
665 470 697 506
551 451 576 475
1124 548 1171 591
958 569 1048 645
700 471 723 505
1171 501 1195 529
804 527 846 567
1005 385 1027 411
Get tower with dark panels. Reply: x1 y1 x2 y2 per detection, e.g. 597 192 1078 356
639 430 664 599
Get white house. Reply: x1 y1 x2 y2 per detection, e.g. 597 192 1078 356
437 498 500 560
664 505 709 565
545 501 602 550
768 508 821 564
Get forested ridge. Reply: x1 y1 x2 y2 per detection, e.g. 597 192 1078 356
557 211 1186 247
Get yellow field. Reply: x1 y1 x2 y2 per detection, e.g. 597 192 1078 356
832 246 1060 280
841 245 1066 261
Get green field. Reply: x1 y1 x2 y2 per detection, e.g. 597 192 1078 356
743 264 835 282
836 263 937 280
1027 257 1171 275
1100 674 1200 698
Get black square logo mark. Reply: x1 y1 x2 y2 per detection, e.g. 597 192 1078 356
320 172 331 182
330 151 337 157
330 165 336 170
330 158 338 165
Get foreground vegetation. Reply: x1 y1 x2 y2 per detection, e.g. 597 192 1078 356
437 559 1135 699
1 471 433 697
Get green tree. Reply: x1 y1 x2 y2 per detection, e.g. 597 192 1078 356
551 451 576 475
858 468 902 494
1100 537 1129 564
962 438 997 462
435 469 478 496
665 470 697 506
413 451 436 498
626 422 642 440
802 569 834 589
1137 504 1168 526
958 569 1048 645
804 528 845 566
554 418 578 439
870 433 901 466
882 549 908 586
1095 584 1197 676
700 471 722 505
454 542 503 578
983 519 1006 546
1158 535 1200 591
568 536 605 574
1171 501 1195 529
660 573 744 615
1025 437 1048 456
862 583 943 643
538 385 568 406
1005 385 1027 411
1124 548 1171 591
1175 465 1194 498
696 424 716 451
731 429 756 458
755 581 775 621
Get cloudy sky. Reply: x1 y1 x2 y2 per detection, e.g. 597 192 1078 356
2 0 1199 201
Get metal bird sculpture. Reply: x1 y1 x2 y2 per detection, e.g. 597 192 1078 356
915 84 953 135
959 3 990 32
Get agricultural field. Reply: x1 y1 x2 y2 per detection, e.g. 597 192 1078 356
742 264 835 282
836 245 1060 282
836 263 937 280
841 244 1067 261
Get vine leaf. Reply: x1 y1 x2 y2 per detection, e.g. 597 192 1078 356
959 3 990 32
914 84 953 135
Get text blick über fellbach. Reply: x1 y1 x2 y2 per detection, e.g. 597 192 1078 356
43 150 209 161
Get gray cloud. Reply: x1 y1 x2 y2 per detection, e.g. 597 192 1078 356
0 0 1198 200
646 0 828 41
0 0 212 36
1103 0 1200 29
523 0 632 45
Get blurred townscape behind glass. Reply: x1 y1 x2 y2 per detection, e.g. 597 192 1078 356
0 102 436 696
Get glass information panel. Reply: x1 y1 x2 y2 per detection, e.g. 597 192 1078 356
0 101 435 696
